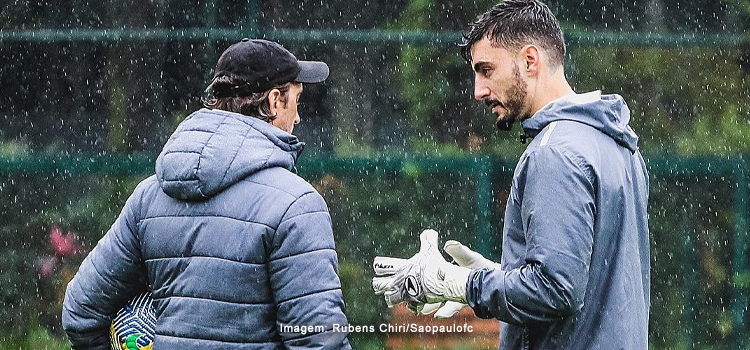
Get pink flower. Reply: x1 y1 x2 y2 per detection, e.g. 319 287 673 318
50 227 84 258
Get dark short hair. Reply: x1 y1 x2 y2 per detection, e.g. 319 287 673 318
460 0 566 67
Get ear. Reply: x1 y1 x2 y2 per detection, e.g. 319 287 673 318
520 45 541 76
267 89 282 117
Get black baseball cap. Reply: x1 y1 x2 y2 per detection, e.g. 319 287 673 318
211 38 329 97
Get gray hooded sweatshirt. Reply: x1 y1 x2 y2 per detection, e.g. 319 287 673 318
63 108 351 349
466 92 650 350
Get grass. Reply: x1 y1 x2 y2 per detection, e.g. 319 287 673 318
0 323 69 350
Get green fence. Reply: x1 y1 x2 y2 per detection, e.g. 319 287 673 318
2 153 749 349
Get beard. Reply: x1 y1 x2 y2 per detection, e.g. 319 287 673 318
484 64 529 131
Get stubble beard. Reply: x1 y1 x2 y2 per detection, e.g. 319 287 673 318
494 64 529 131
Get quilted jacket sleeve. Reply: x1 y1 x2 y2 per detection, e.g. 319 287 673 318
62 183 148 350
467 146 596 324
268 191 351 350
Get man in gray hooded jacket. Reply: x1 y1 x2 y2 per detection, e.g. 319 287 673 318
372 1 649 349
63 39 351 349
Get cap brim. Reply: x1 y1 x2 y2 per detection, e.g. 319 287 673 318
295 61 329 83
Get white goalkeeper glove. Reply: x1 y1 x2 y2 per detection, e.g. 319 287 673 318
433 240 501 319
372 229 471 314
372 256 443 315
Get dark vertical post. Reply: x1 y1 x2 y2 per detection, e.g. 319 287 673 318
475 156 495 259
733 160 749 350
682 198 697 350
204 0 218 83
245 0 261 37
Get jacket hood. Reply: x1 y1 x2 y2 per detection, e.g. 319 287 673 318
521 91 639 153
156 108 305 200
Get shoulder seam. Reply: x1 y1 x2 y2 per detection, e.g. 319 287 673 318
540 144 596 187
271 191 318 243
275 191 319 226
278 210 329 225
241 173 311 199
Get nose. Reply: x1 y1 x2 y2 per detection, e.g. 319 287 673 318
294 113 300 125
473 77 490 101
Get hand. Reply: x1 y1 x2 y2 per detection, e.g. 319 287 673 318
372 255 445 315
372 229 440 311
433 240 501 319
372 230 471 314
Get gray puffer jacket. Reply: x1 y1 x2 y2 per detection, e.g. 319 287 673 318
63 108 351 349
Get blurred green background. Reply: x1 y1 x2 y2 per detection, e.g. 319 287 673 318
2 0 750 349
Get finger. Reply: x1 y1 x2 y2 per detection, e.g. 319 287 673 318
372 276 395 295
405 301 434 315
434 301 467 319
419 229 439 254
444 240 496 269
419 302 443 315
443 240 477 266
373 256 408 276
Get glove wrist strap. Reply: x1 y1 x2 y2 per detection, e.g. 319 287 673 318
442 265 470 303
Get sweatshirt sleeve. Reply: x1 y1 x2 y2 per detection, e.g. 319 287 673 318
62 183 148 350
268 191 351 350
467 145 596 324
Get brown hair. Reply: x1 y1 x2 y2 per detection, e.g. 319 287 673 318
203 75 291 122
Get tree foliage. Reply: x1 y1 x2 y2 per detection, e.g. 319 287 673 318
2 1 750 348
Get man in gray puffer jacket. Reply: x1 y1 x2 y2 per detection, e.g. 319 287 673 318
62 39 351 349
